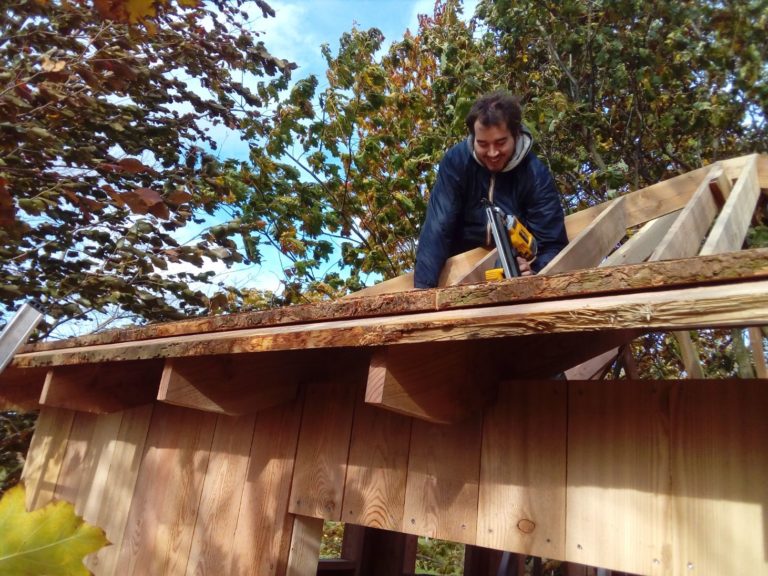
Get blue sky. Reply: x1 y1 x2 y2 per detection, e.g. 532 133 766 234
180 0 479 295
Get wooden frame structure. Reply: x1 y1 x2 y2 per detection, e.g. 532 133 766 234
2 153 767 575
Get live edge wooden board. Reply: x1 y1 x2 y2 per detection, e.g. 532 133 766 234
3 153 768 576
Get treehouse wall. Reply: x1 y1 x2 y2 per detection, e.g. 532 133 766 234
20 363 768 576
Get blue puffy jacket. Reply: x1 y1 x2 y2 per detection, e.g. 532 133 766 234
414 130 568 288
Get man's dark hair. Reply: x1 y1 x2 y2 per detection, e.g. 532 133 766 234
465 91 523 138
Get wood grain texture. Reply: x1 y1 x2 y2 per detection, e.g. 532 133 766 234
16 154 766 359
185 414 256 576
667 379 768 576
12 279 768 368
402 413 483 543
600 210 681 267
541 196 627 275
700 154 761 255
564 153 767 240
13 247 768 366
39 360 163 413
476 379 567 559
343 385 412 530
564 347 618 380
365 341 497 423
158 353 301 415
0 366 47 410
117 403 217 575
285 515 324 576
566 379 768 576
566 379 673 574
84 404 154 576
21 406 75 510
289 366 362 520
53 411 98 505
230 398 304 576
346 247 492 298
649 167 720 261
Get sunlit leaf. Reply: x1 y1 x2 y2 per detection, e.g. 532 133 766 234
0 484 109 575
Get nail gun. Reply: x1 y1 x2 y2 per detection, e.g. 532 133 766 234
483 200 537 280
0 302 44 375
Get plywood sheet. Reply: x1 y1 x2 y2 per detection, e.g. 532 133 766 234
231 398 304 576
117 403 217 575
477 379 567 558
402 414 483 543
343 385 412 530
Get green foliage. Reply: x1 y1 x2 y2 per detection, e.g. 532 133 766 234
416 537 464 574
0 0 293 335
233 0 766 299
475 0 768 211
0 483 109 575
0 412 36 496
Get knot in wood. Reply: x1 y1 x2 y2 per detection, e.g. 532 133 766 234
517 519 536 534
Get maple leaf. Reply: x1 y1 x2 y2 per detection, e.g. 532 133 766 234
0 484 110 575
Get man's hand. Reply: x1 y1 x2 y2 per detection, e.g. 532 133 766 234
516 256 533 276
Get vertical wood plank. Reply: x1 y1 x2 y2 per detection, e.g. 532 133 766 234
566 379 668 575
85 404 154 576
286 515 324 576
402 414 483 543
53 411 98 505
117 403 217 575
76 411 124 518
477 379 567 559
230 397 303 576
185 414 256 576
21 406 75 510
343 384 412 530
566 379 768 576
668 379 768 576
290 369 361 520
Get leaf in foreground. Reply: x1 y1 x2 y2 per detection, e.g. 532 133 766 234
0 484 109 576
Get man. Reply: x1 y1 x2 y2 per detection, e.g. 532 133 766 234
414 91 568 288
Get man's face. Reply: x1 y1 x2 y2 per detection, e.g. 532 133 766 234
473 121 515 173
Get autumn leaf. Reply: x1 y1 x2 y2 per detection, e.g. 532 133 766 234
121 187 164 215
117 158 153 174
0 484 109 575
0 177 15 226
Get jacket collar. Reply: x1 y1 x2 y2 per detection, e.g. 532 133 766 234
468 125 533 172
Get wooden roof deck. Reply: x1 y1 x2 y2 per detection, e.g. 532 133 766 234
1 153 767 575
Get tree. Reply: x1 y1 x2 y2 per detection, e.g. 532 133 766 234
475 0 768 210
0 0 293 336
236 0 490 302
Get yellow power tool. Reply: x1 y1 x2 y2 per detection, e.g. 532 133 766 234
483 201 537 281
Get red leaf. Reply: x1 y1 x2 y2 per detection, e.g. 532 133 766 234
166 189 193 205
121 187 163 215
117 158 152 174
0 177 16 226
